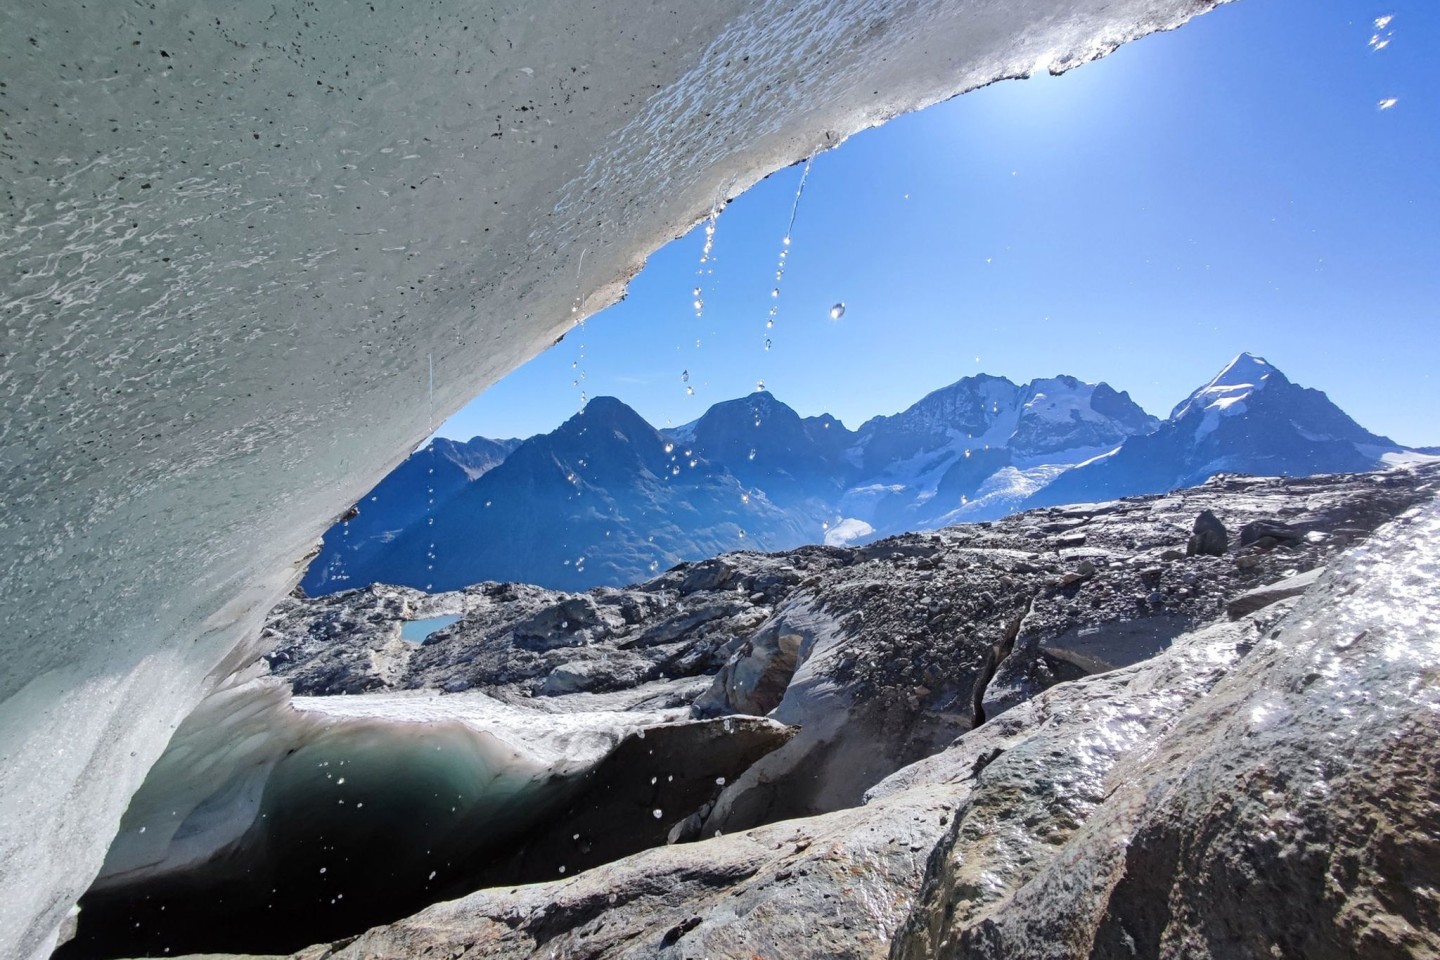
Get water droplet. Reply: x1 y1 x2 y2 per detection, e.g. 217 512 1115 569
748 449 756 461
1378 97 1399 110
693 287 701 297
829 302 846 320
664 442 675 453
649 560 659 572
680 369 689 383
738 529 746 539
771 288 779 298
822 521 830 530
741 493 750 504
782 236 791 246
716 776 727 786
686 386 695 396
764 338 771 351
652 809 663 819
755 379 765 392
672 465 681 475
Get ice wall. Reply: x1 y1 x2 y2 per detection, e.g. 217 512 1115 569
0 0 1226 955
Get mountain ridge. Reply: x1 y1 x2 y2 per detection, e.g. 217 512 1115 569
302 354 1424 593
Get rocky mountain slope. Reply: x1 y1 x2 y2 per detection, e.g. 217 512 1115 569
1026 353 1406 510
302 436 519 592
70 463 1440 959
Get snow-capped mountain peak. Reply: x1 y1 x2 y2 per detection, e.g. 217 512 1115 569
1171 352 1279 422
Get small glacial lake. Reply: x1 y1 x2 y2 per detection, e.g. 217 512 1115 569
399 614 462 644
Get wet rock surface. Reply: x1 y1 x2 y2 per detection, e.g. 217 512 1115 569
112 464 1440 959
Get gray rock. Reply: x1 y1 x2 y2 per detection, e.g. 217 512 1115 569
1226 566 1324 618
513 595 609 650
1239 517 1305 547
1187 508 1229 556
894 499 1440 960
1038 614 1194 675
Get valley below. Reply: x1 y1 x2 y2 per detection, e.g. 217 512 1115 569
69 462 1440 960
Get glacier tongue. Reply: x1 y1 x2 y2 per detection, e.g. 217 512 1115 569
0 0 1230 955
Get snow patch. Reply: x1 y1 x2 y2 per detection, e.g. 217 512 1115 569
823 518 875 547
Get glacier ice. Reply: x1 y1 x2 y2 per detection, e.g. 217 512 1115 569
0 0 1229 955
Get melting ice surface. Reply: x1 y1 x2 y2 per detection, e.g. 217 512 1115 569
399 614 462 644
74 679 692 957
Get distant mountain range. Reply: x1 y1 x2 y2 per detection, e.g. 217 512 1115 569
302 354 1430 594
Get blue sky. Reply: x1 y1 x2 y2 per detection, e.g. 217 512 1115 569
439 0 1440 446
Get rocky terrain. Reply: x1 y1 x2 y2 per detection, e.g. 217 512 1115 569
69 462 1440 959
266 464 1440 833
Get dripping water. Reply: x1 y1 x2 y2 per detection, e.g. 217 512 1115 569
760 158 811 370
426 353 436 591
683 201 725 400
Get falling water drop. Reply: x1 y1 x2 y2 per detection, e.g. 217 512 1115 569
764 338 771 351
680 369 689 383
686 386 695 396
755 379 765 392
747 449 756 461
664 442 675 454
829 302 846 320
741 493 750 504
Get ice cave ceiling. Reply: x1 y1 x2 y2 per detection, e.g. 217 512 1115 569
0 1 1225 956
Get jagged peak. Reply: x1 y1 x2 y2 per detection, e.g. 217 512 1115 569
555 395 657 439
1170 353 1286 421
